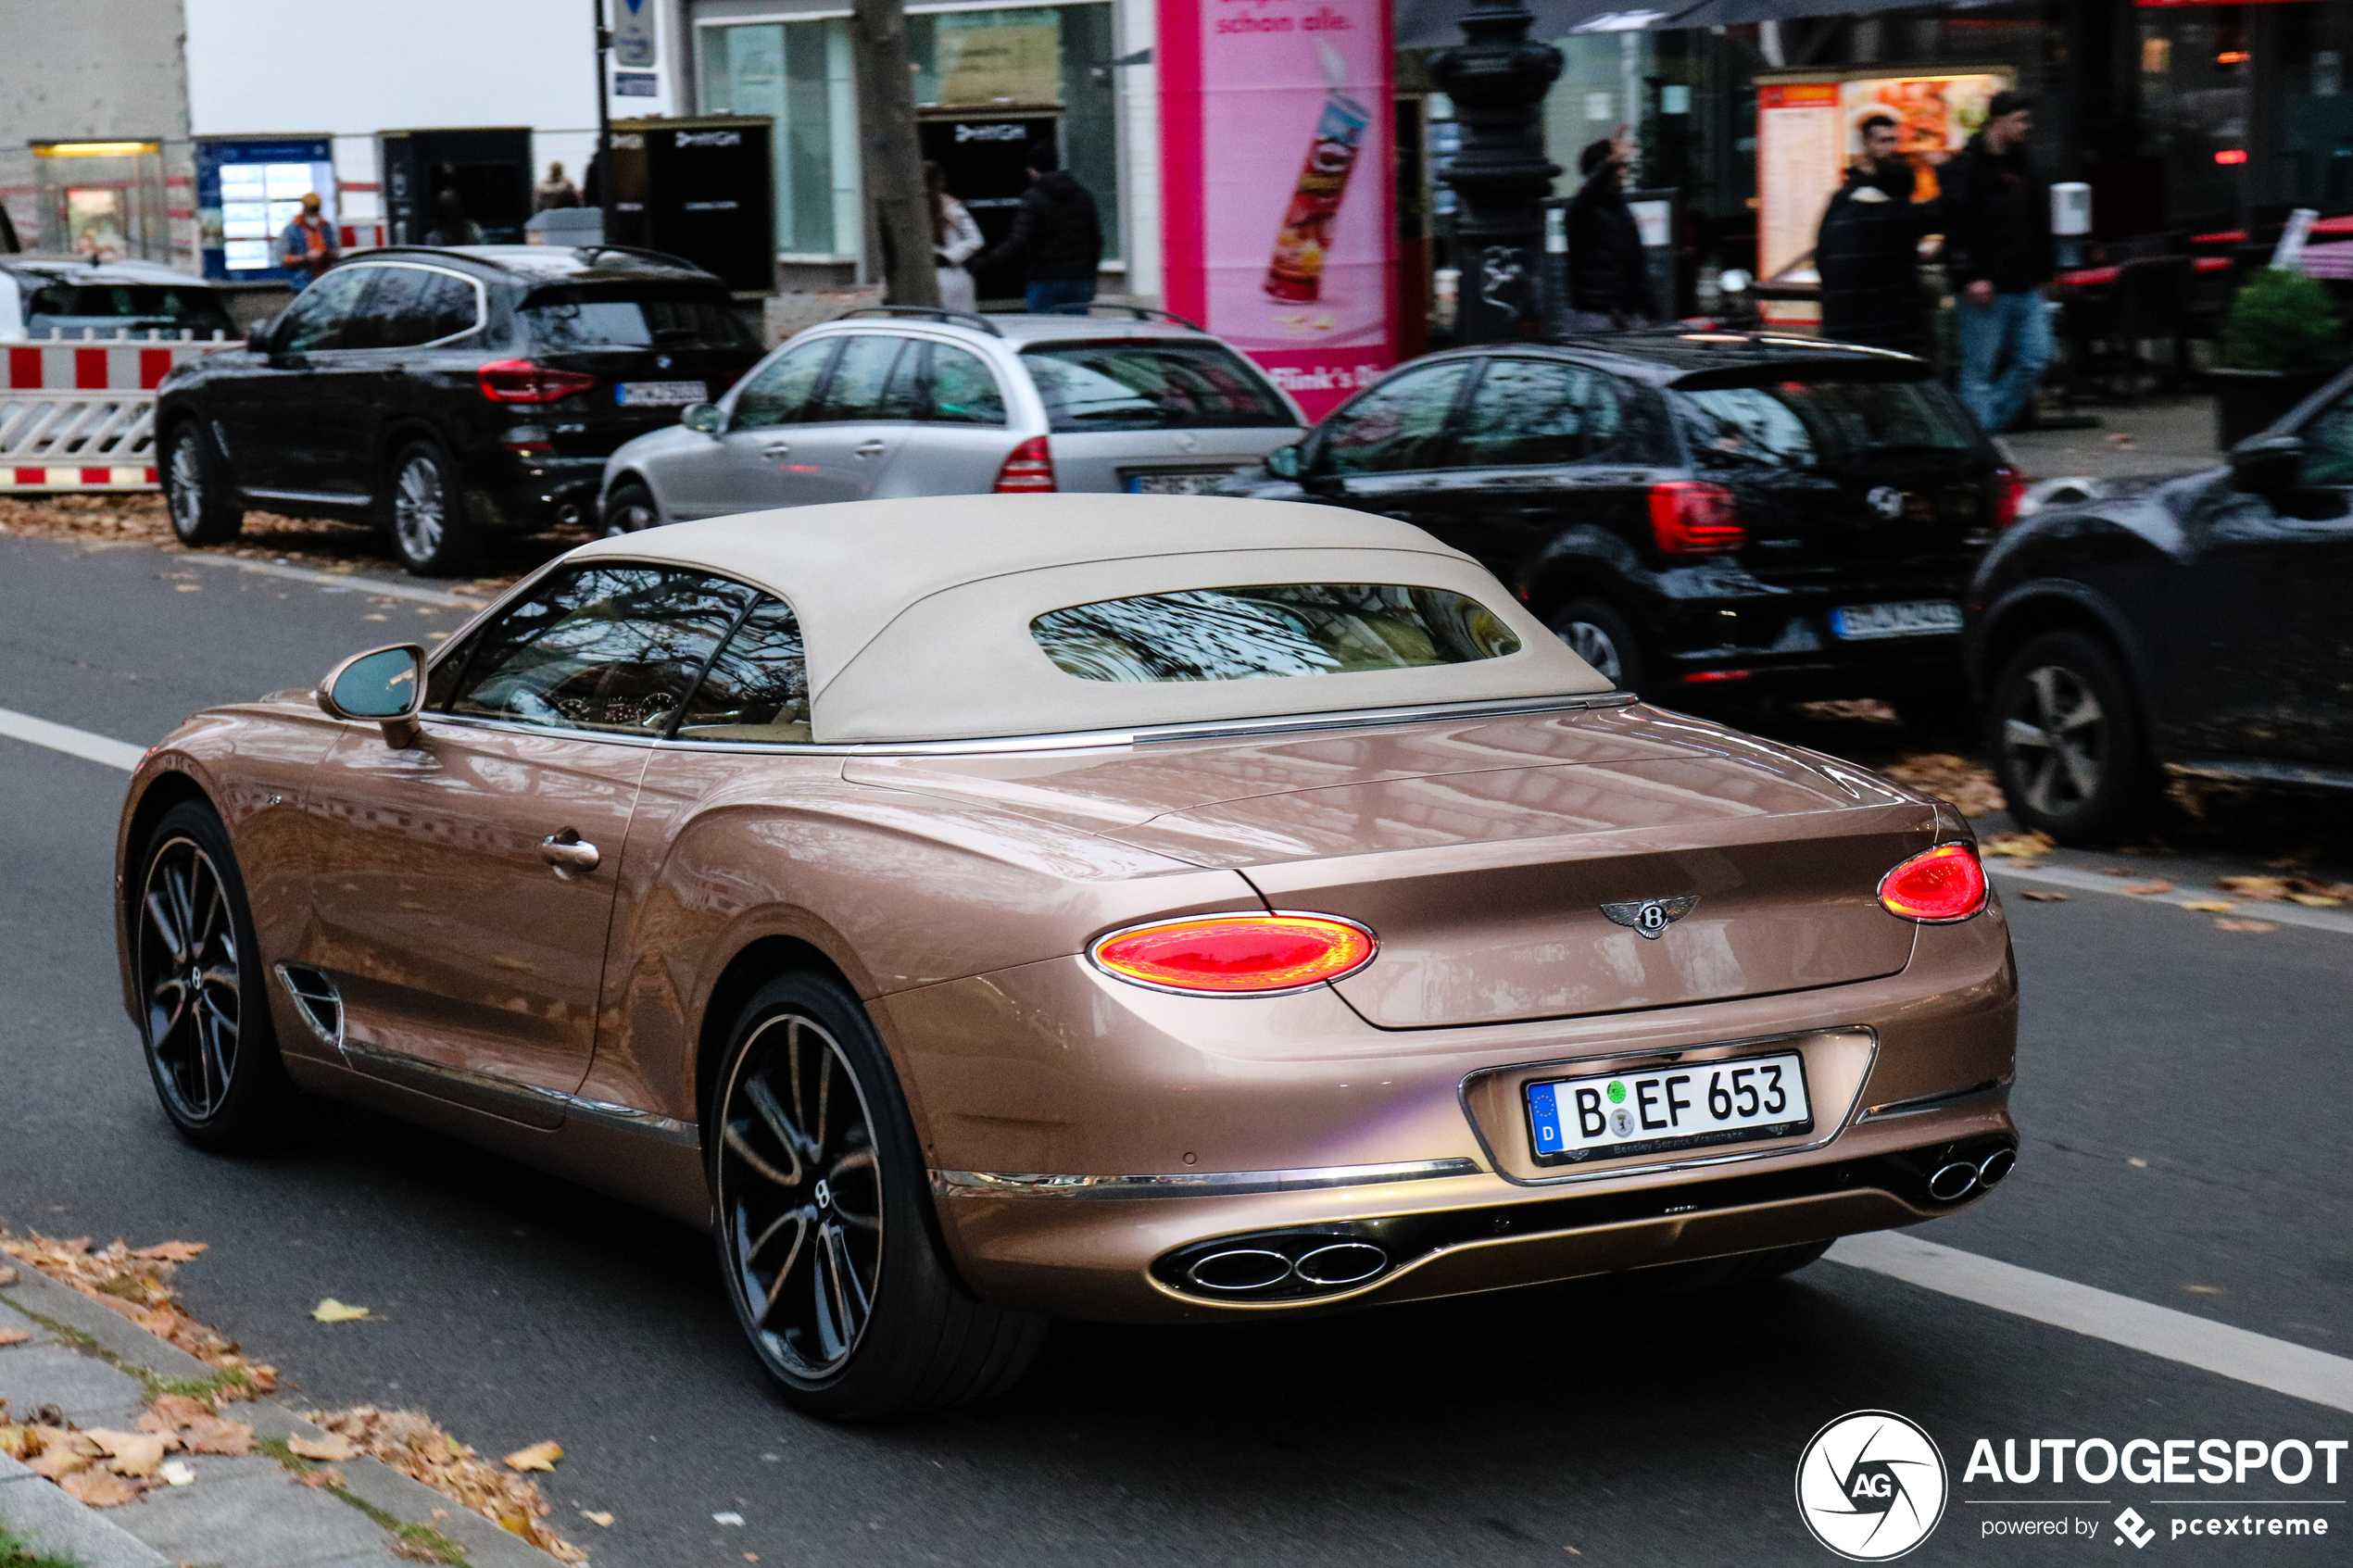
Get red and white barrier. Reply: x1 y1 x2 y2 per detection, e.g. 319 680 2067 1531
1 333 244 493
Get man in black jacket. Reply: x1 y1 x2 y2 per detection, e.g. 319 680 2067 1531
975 144 1102 314
1565 132 1654 332
1940 90 2056 431
1817 115 1935 354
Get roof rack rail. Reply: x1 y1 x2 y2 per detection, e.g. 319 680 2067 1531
837 305 1003 336
1040 303 1207 332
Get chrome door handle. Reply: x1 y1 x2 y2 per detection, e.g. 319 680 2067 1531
538 830 600 878
853 440 887 458
761 442 790 458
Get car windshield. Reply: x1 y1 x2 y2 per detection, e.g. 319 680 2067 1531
1676 376 1977 471
24 282 234 337
1022 342 1292 432
520 283 755 350
1030 583 1522 683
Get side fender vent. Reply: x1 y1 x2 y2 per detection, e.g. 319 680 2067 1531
274 964 344 1049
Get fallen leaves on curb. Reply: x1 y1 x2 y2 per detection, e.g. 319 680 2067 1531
2018 890 2069 902
580 1510 614 1527
2120 880 2173 896
2216 873 2352 905
2180 900 2234 912
0 1326 30 1346
1982 831 2054 862
0 1227 274 1395
288 1433 361 1463
295 1466 346 1489
311 1298 371 1323
57 1468 140 1507
1879 754 2005 817
501 1440 562 1473
303 1407 586 1563
2216 918 2277 933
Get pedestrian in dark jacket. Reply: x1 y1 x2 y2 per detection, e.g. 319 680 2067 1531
1940 90 2055 432
1564 131 1654 332
975 143 1101 314
1817 115 1935 355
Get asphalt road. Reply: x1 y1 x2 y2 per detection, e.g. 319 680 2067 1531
2 531 2347 1568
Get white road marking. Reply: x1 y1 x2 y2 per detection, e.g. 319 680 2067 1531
185 552 486 609
0 708 143 771
1831 1231 2353 1414
1990 861 2353 938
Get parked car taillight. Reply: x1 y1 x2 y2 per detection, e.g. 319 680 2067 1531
477 359 598 404
1878 843 1989 922
1647 482 1744 556
1088 913 1377 996
1995 468 2026 528
993 435 1057 493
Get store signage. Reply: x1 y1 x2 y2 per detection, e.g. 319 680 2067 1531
614 0 658 69
1159 0 1396 420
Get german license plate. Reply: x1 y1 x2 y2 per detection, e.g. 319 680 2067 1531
617 381 708 408
1524 1050 1813 1165
1124 470 1229 495
1829 600 1963 640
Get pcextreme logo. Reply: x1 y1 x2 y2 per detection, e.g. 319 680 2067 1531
1797 1411 1950 1561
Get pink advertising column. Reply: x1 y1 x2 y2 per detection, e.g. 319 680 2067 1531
1160 0 1397 421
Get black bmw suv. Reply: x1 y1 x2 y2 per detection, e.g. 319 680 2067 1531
157 246 762 574
1238 332 2019 713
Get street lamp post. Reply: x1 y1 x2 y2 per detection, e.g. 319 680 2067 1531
1430 0 1562 343
592 0 614 217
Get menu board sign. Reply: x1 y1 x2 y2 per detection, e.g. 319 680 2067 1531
1159 0 1396 420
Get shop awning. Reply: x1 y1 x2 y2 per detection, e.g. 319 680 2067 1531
1397 0 1897 50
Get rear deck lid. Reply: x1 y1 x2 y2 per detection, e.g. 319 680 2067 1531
1106 737 1936 1029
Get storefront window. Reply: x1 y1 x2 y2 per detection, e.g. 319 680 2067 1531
701 3 1118 266
702 19 858 258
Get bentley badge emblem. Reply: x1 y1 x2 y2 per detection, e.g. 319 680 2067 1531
1601 896 1700 939
1867 484 1906 520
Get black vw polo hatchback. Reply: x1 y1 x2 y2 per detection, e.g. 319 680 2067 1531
1233 332 2020 714
157 246 762 574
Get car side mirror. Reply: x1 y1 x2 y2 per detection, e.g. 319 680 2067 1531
1265 443 1302 481
245 315 278 352
681 402 725 435
2228 433 2303 495
318 643 426 748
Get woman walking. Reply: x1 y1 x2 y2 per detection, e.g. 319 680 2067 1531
927 163 984 313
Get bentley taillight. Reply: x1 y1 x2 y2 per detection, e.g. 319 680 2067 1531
1879 843 1989 922
1088 912 1376 996
993 435 1057 492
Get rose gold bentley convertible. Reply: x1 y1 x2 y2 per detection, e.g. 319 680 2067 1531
116 495 2016 1418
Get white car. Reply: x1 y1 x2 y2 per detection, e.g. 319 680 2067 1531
597 307 1304 530
0 257 239 341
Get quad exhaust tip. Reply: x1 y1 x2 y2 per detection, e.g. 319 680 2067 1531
1171 1233 1394 1300
1928 1144 2018 1203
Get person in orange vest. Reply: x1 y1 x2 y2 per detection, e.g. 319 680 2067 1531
279 192 341 290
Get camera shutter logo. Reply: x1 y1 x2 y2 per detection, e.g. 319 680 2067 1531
1795 1411 1947 1561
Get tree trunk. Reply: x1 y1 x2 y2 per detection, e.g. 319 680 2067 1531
850 0 940 308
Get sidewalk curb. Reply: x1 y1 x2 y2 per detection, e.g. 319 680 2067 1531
1 1265 562 1567
0 1451 173 1568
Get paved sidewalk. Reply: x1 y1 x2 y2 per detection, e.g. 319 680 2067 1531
2005 393 2222 481
0 1261 560 1568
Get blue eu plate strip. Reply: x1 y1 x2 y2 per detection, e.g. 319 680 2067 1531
1527 1081 1563 1155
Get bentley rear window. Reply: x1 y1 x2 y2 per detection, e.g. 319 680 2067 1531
1030 584 1522 684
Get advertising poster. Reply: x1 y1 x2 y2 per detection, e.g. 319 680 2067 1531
1160 0 1396 420
1757 71 2005 285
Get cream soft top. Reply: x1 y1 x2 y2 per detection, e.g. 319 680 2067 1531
568 494 1613 744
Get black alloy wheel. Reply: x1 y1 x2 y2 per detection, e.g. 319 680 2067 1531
162 422 244 546
710 972 1045 1419
602 481 660 537
384 439 479 577
1548 596 1646 695
1989 630 2156 844
133 801 307 1149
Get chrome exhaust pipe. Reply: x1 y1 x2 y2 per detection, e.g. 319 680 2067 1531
1292 1241 1388 1287
1186 1248 1293 1293
1928 1160 1981 1202
1975 1147 2016 1187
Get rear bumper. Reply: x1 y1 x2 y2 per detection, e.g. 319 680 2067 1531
882 899 2018 1323
465 454 604 532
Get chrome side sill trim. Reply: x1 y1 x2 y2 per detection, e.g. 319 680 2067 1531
931 1157 1482 1200
240 486 371 507
1858 1077 2011 1123
339 1039 698 1145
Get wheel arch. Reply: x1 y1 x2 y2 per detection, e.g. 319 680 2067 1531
693 935 858 1130
116 769 221 1024
1969 581 2153 718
